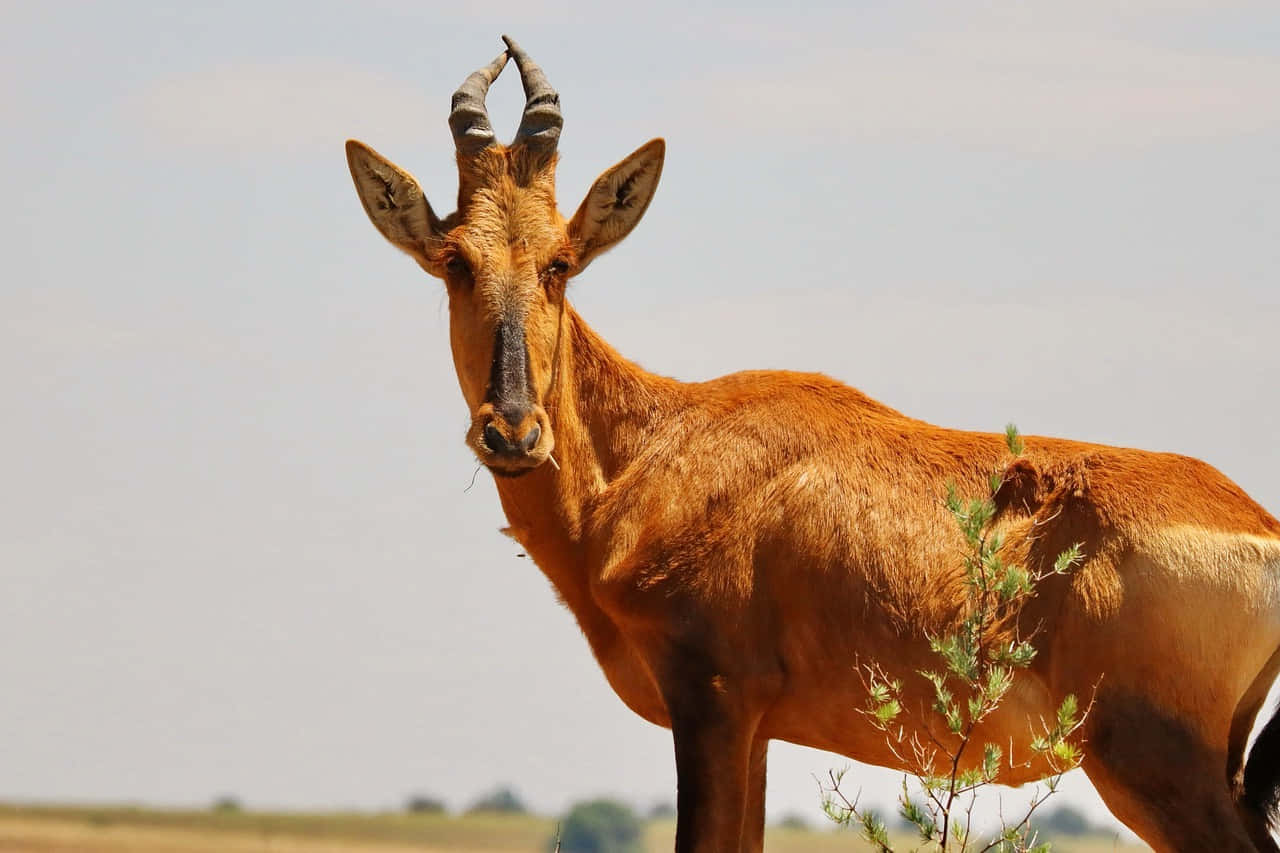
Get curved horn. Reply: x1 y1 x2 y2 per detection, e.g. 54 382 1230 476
502 35 562 153
448 50 509 154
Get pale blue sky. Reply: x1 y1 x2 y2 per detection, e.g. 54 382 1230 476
2 0 1278 834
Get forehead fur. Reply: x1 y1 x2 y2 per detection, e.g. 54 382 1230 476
452 146 566 257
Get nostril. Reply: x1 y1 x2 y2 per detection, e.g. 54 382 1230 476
483 423 511 453
520 424 541 452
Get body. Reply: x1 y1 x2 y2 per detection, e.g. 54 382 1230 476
345 38 1280 851
495 305 1280 850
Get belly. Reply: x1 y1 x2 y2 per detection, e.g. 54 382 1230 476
759 658 1062 786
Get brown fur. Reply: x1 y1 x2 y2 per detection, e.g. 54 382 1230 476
346 61 1280 853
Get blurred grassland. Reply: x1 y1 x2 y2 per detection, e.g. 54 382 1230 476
0 804 1145 852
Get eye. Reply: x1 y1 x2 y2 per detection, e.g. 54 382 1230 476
445 254 472 278
547 258 571 277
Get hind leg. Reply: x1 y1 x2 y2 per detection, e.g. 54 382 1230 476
1229 648 1280 851
1238 710 1280 853
1083 690 1265 852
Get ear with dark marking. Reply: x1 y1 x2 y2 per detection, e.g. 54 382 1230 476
345 139 446 272
568 138 664 274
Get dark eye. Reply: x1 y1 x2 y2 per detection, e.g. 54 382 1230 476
547 259 571 276
445 255 471 278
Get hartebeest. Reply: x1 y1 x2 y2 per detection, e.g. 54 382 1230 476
345 37 1280 852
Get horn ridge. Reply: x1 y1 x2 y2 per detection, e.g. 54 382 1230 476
448 50 509 154
501 35 563 153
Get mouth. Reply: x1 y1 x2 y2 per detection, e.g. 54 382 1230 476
470 439 550 478
475 442 551 478
487 463 538 478
482 449 553 478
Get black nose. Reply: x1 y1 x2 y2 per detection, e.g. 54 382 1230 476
483 422 515 455
482 420 540 456
520 424 541 452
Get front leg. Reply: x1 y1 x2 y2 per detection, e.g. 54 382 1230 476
742 737 769 853
661 651 764 853
591 547 781 851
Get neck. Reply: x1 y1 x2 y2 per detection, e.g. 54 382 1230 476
489 304 681 602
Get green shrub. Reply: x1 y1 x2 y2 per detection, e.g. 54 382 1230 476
404 794 446 814
554 798 643 853
1040 805 1091 836
466 785 527 815
211 796 242 813
821 425 1088 852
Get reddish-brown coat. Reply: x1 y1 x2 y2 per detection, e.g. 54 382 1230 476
347 51 1280 850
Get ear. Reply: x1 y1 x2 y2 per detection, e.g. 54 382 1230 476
568 139 664 273
345 139 446 270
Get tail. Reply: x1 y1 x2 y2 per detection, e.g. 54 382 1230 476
1244 701 1280 834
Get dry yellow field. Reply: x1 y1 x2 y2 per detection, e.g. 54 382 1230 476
0 805 1145 852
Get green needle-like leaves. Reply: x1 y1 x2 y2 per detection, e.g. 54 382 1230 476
823 423 1088 851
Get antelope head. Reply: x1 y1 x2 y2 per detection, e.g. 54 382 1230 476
346 37 664 477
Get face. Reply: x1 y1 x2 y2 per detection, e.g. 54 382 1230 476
438 150 571 476
345 38 664 477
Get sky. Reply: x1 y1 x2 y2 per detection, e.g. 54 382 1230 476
2 0 1279 837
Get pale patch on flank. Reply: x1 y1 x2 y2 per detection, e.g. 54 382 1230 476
1140 525 1280 612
